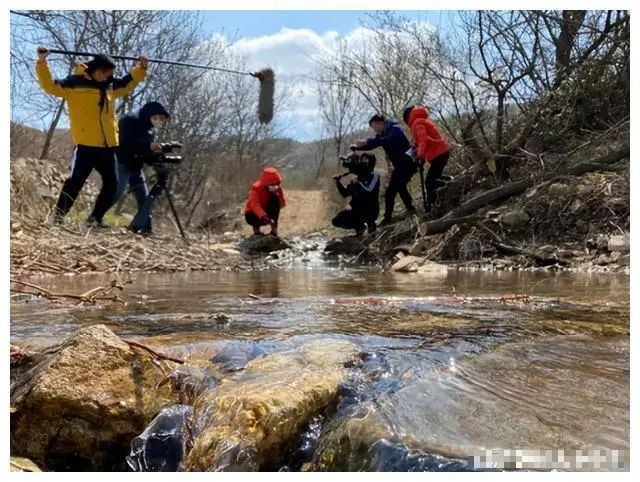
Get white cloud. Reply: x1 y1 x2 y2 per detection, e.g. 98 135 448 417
204 26 384 141
205 22 439 142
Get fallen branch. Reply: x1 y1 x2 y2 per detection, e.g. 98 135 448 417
124 340 185 365
441 144 629 221
10 278 127 304
476 223 570 266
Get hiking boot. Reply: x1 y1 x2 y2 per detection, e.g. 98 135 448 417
86 217 109 229
52 214 65 226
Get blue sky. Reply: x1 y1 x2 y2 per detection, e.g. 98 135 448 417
201 10 454 38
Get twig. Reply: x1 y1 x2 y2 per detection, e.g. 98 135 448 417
124 340 185 365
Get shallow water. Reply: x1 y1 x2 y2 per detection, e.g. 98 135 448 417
10 266 630 471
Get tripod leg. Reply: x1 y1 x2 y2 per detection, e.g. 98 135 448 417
418 163 428 213
165 188 186 239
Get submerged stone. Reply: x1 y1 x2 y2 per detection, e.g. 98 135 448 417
127 405 193 472
185 339 359 471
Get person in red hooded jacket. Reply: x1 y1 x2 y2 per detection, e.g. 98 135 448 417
403 105 450 209
244 167 286 237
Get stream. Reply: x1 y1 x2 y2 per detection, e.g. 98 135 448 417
10 259 630 471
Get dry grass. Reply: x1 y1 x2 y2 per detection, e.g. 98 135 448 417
10 218 252 278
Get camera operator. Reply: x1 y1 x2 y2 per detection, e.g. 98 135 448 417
351 114 417 226
332 152 380 237
112 101 170 236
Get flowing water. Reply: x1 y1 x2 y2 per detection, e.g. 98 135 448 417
10 260 630 471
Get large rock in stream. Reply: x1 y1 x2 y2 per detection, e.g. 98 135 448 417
238 235 293 254
10 325 180 471
185 339 359 471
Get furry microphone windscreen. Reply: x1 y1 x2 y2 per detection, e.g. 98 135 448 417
256 68 275 125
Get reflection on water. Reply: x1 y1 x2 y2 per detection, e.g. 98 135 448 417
10 267 630 470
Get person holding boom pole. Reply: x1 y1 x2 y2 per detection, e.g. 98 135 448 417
35 47 148 227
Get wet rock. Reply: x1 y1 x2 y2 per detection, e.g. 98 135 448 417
607 235 630 253
548 183 573 198
392 256 447 275
10 457 42 472
185 339 359 471
500 210 530 228
391 255 424 272
127 405 193 472
324 236 370 256
238 235 293 255
11 325 179 471
596 254 611 265
417 260 449 275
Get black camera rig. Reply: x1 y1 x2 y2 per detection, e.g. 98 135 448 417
334 151 376 180
148 141 183 165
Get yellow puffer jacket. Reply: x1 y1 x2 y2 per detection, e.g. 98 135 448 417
35 60 146 148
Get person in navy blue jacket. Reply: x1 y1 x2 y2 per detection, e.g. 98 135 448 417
351 114 417 226
112 101 170 234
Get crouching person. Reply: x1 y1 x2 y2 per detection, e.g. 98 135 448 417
244 167 286 237
332 153 380 237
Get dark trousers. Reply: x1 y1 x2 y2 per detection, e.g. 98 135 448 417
332 209 369 233
425 151 450 206
113 162 150 227
245 194 280 228
130 167 168 231
384 163 417 219
55 145 118 222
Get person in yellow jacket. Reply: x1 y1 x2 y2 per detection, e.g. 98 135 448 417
36 47 148 227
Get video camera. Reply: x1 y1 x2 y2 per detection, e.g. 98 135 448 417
148 141 183 165
334 150 376 180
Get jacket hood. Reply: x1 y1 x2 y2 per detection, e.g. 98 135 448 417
139 102 170 125
86 53 116 73
74 63 88 76
258 167 282 186
407 106 429 127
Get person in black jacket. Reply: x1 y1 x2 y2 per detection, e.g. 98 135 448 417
332 153 380 236
352 114 417 226
112 101 170 234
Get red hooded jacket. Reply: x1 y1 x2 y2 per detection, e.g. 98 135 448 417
407 106 449 163
243 167 286 219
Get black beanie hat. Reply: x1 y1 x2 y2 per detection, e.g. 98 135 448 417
86 53 116 73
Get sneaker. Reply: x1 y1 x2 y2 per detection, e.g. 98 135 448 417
86 217 109 229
